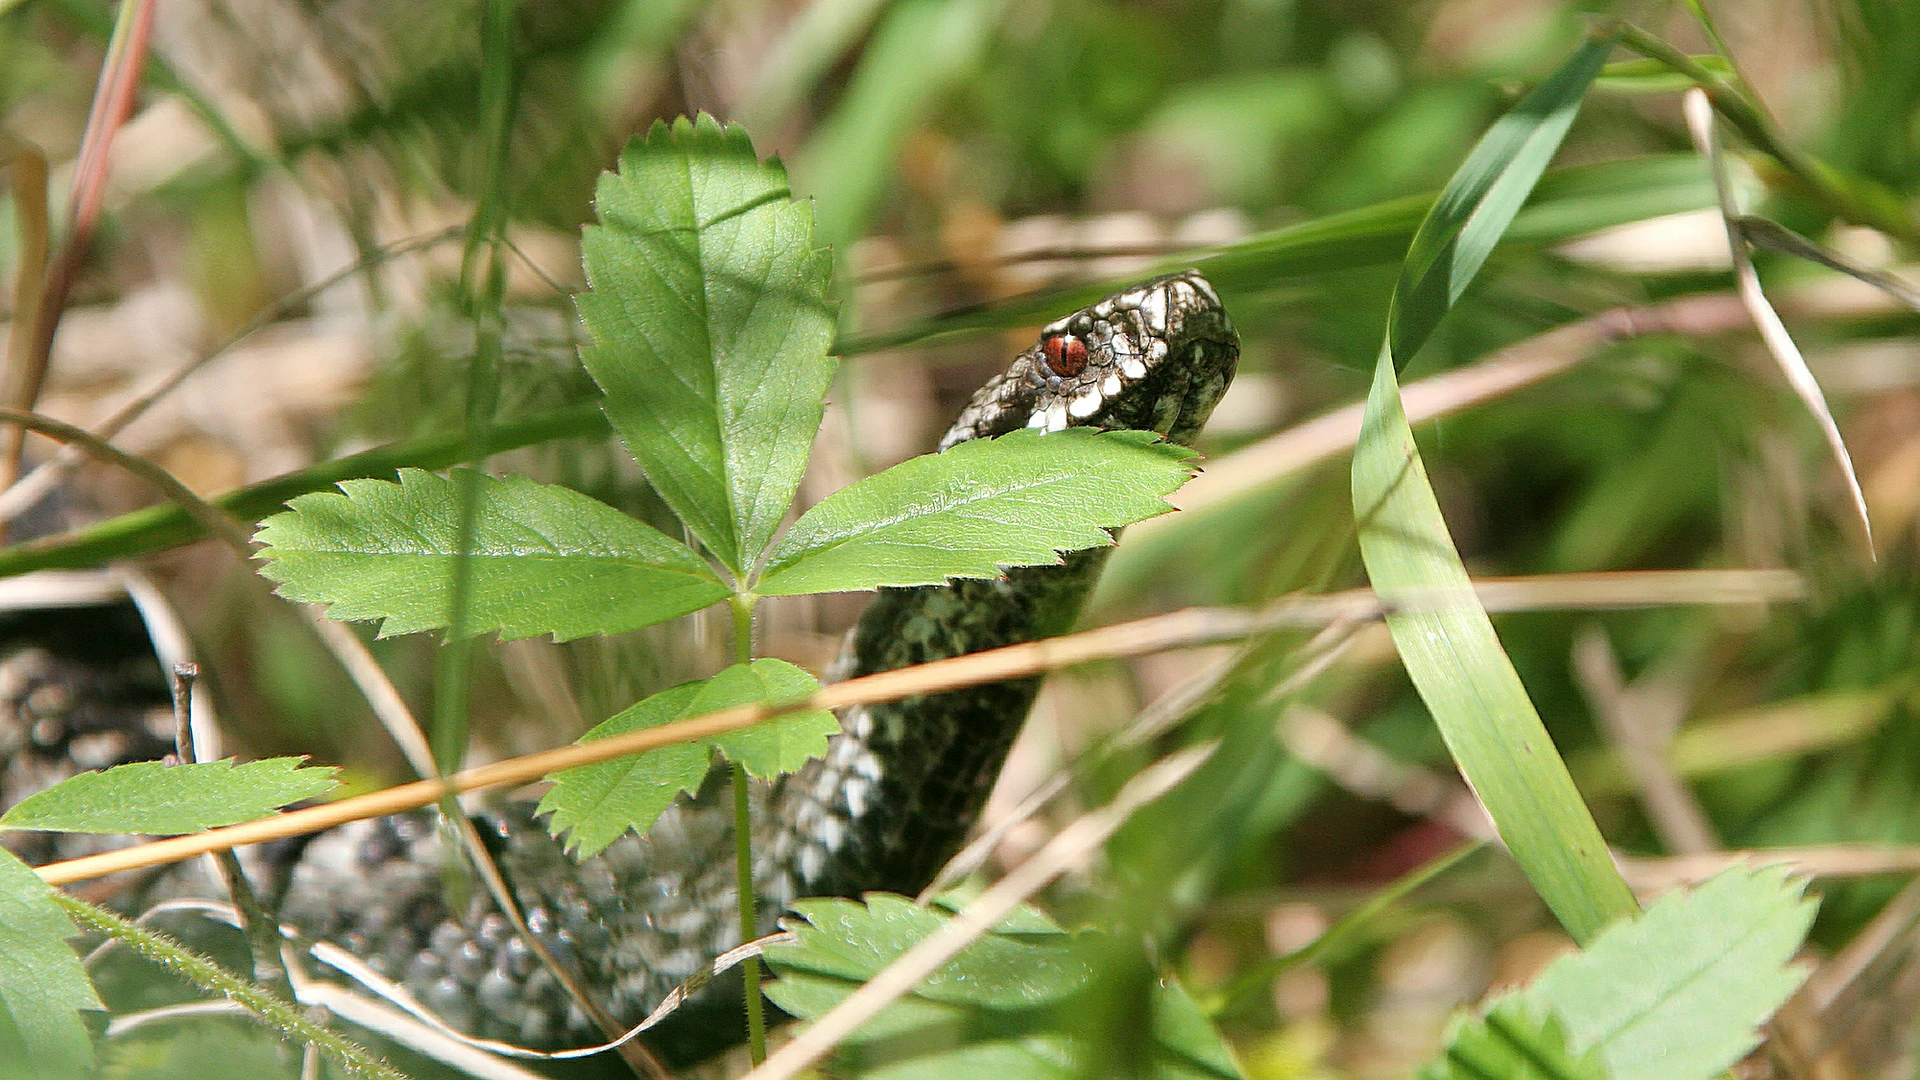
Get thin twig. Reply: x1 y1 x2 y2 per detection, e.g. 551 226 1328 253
169 662 291 996
1619 846 1920 892
34 568 1805 889
1571 625 1719 854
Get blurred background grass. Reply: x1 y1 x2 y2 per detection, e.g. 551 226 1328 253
8 1 1920 1077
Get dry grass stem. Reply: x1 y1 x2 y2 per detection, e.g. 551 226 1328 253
33 567 1805 889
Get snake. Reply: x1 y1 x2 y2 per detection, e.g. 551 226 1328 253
0 269 1238 1071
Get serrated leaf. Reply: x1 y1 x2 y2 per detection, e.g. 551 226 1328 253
539 659 835 857
577 114 837 577
764 894 1242 1079
757 429 1198 597
254 468 728 641
1422 998 1608 1080
0 849 100 1080
0 758 338 835
538 681 710 858
699 658 838 779
1521 865 1815 1080
1352 35 1639 943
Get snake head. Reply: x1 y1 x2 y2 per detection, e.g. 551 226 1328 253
939 269 1240 451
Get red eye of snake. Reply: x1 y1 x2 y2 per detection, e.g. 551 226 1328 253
1043 334 1087 377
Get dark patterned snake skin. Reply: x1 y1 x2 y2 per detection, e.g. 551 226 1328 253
2 270 1238 1071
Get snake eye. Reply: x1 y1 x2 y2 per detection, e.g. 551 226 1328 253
1054 335 1087 377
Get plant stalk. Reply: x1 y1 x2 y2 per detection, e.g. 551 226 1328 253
730 592 768 1062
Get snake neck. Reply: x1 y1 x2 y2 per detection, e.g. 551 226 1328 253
764 547 1110 902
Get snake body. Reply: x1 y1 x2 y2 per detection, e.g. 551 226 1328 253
6 270 1238 1069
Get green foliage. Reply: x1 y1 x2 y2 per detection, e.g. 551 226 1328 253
539 659 837 857
764 893 1243 1080
1420 866 1814 1080
0 850 99 1080
56 895 403 1080
0 758 338 835
1351 34 1639 942
1520 865 1815 1080
577 114 837 579
757 429 1197 596
254 467 729 641
1423 1000 1607 1080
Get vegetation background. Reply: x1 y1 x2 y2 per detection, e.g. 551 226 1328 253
5 0 1920 1078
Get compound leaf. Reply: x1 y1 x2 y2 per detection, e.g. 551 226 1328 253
757 429 1197 596
255 468 728 641
0 758 338 836
578 114 837 577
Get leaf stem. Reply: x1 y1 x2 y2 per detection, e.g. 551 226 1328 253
56 894 403 1079
730 591 769 1062
1606 19 1918 241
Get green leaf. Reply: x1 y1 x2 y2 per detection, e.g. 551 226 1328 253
1522 865 1815 1080
577 114 837 577
701 658 839 779
1422 998 1608 1080
757 429 1197 596
0 758 338 835
1352 35 1640 944
539 659 835 857
538 681 710 858
764 894 1241 1080
0 849 100 1080
254 468 728 641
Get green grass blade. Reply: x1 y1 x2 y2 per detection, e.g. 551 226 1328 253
794 0 1006 248
836 154 1711 356
1352 36 1640 943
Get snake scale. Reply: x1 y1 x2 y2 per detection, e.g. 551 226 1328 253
0 270 1238 1071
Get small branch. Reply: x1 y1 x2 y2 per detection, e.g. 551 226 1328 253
1571 625 1719 855
55 894 403 1080
168 662 290 997
34 568 1801 889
